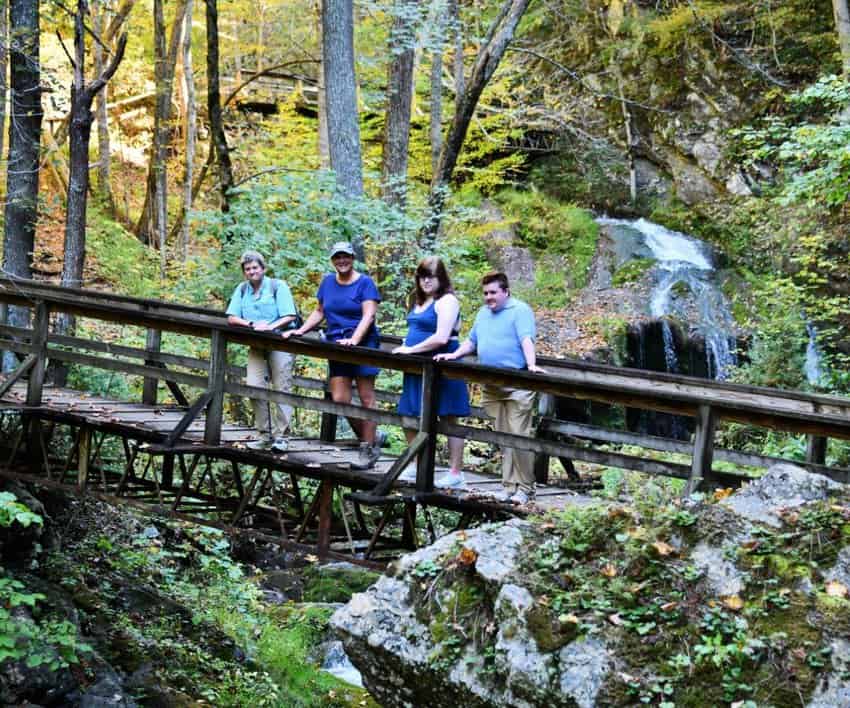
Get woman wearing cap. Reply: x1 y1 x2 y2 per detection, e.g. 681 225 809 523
283 242 382 470
392 257 470 488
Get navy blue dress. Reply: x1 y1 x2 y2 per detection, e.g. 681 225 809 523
397 300 471 417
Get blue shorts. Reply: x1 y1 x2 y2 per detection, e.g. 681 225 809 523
327 332 380 379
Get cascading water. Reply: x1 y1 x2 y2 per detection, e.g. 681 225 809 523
598 217 738 380
805 322 825 387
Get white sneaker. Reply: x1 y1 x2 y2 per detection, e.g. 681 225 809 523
398 462 417 482
436 471 465 489
510 490 530 505
271 437 289 453
246 437 272 450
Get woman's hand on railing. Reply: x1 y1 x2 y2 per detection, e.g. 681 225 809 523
392 344 413 355
337 337 359 346
433 351 459 362
281 329 300 339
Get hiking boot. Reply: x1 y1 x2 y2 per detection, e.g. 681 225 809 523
271 437 289 453
510 490 531 505
351 442 381 470
398 462 418 482
436 471 466 489
246 437 272 450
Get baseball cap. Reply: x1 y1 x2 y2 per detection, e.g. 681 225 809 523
329 241 355 257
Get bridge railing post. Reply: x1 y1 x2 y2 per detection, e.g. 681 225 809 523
416 361 439 493
142 328 162 405
26 301 50 471
686 404 716 496
204 329 227 446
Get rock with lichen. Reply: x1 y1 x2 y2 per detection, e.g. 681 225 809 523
332 464 850 707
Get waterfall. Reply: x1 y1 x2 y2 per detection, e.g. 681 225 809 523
599 217 738 380
805 322 825 386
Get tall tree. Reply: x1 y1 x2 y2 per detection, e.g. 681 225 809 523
316 0 329 168
381 0 418 209
1 0 42 370
0 0 8 174
206 0 234 212
322 0 364 257
179 0 196 260
58 0 127 338
834 0 850 74
136 0 189 249
93 0 115 214
429 0 447 175
421 0 531 247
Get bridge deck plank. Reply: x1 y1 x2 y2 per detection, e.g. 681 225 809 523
0 384 587 513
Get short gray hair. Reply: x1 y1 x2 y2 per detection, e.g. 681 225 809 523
239 250 265 270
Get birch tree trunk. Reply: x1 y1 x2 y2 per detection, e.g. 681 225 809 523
834 0 850 75
93 0 115 215
180 0 196 261
381 0 418 209
323 0 365 258
1 0 41 370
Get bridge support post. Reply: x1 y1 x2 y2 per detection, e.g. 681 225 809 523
77 425 91 491
319 386 337 443
687 404 716 495
416 363 439 493
316 479 334 558
142 328 161 405
204 330 227 446
806 435 827 466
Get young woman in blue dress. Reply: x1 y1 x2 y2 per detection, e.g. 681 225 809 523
283 241 382 470
392 257 470 488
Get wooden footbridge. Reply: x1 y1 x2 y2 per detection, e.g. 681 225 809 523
0 278 849 564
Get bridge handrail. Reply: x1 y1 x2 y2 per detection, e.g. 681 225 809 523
2 278 850 494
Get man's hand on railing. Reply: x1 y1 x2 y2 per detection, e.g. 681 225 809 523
528 364 546 374
252 321 275 332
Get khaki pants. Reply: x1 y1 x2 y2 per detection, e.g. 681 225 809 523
247 348 294 439
480 384 536 494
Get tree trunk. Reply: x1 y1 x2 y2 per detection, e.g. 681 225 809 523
451 0 463 108
429 44 443 178
59 1 127 343
0 0 8 180
381 0 417 209
322 0 364 258
834 0 850 75
1 0 41 371
316 0 329 168
180 0 196 261
420 0 531 248
136 0 189 245
206 0 234 212
93 0 115 214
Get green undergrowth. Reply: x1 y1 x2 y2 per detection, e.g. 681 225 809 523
42 500 376 707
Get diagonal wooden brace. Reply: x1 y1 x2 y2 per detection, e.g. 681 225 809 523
164 391 214 448
370 431 428 498
0 354 37 400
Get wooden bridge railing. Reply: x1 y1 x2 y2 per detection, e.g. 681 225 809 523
1 277 849 498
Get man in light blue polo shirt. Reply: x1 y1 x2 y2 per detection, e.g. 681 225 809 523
226 250 298 452
435 272 544 504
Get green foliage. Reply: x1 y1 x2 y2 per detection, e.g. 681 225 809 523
0 492 42 529
647 3 736 53
612 258 654 286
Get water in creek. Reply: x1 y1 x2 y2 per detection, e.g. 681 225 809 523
322 640 363 687
598 217 738 380
805 321 826 387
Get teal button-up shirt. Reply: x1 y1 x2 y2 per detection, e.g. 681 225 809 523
226 276 297 326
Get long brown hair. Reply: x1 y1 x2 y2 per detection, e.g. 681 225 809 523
412 256 454 306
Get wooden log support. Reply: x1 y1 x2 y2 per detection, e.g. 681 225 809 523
370 431 427 498
204 330 227 445
316 479 335 558
319 387 338 443
77 425 91 491
0 354 36 400
416 363 440 493
806 435 827 466
142 328 161 405
687 404 717 495
26 302 50 472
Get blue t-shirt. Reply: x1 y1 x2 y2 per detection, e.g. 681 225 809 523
317 273 381 340
225 276 297 326
469 297 535 369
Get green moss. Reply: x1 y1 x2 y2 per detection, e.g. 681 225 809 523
301 565 380 604
525 603 578 652
611 257 655 286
